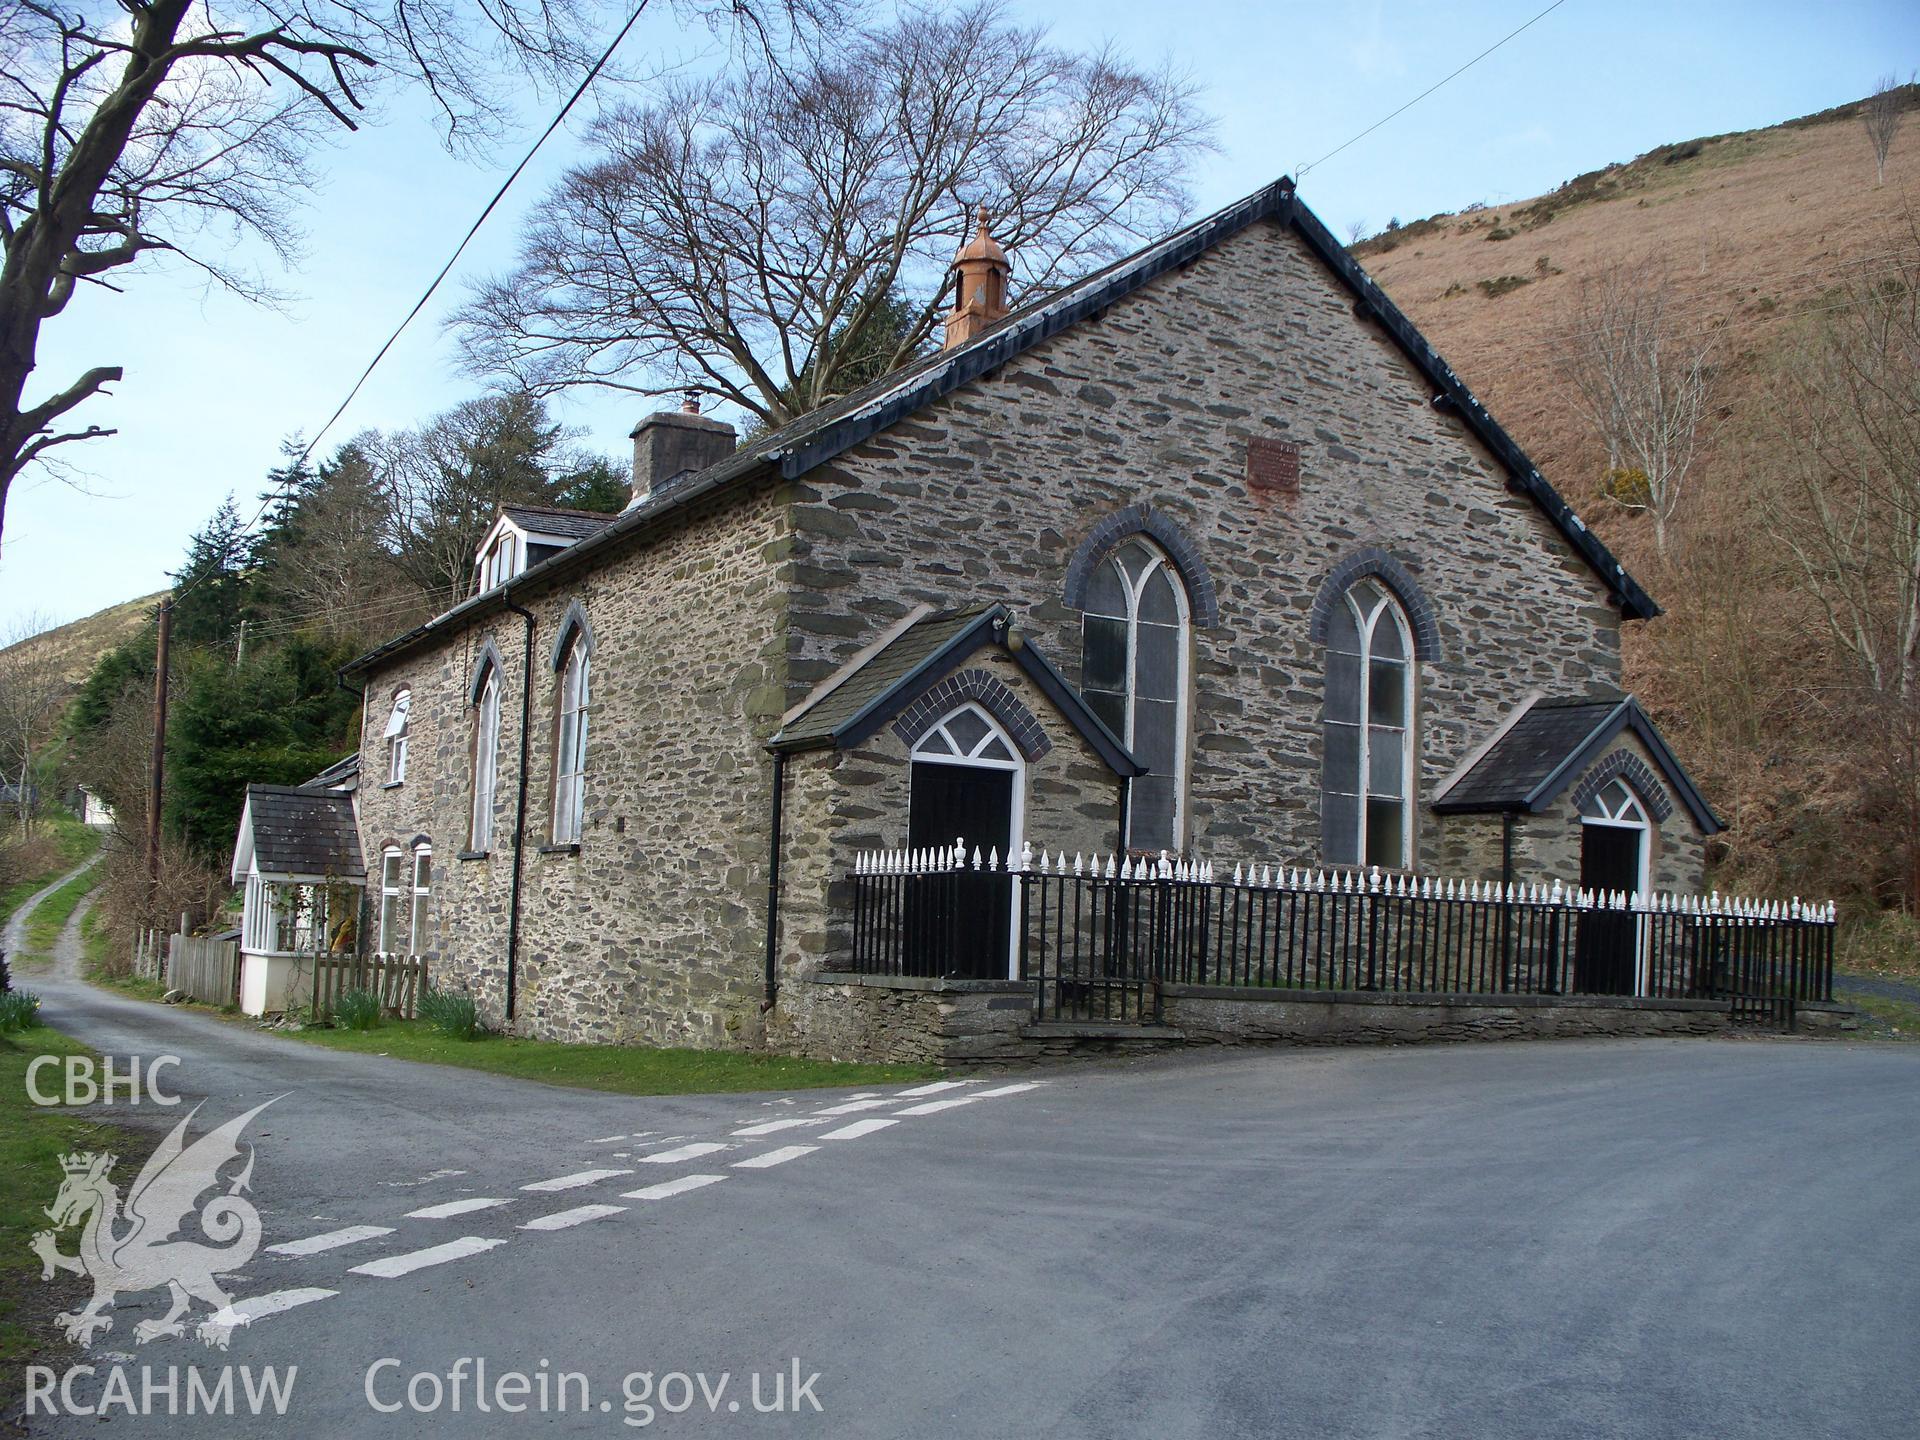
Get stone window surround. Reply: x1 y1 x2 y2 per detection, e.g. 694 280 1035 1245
1307 547 1444 661
1062 503 1220 629
549 599 593 846
891 668 1052 762
1570 749 1675 824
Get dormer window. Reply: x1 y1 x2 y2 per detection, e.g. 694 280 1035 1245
479 529 521 592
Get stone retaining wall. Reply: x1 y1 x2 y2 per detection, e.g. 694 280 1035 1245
795 974 1857 1066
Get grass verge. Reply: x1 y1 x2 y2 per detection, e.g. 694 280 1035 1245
285 1019 940 1094
0 1027 151 1413
1837 911 1920 984
0 817 100 932
1834 989 1920 1041
19 867 100 959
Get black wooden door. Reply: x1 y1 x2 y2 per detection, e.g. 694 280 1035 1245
906 763 1013 978
1576 824 1641 995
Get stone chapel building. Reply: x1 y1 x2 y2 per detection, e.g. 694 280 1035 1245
294 178 1724 1056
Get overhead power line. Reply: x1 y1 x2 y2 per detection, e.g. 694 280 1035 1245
171 1 652 609
1298 0 1571 180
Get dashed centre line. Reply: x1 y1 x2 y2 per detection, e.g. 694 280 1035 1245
640 1142 731 1164
732 1145 817 1169
266 1225 394 1257
520 1203 627 1231
820 1118 899 1140
732 1117 829 1137
895 1080 973 1097
349 1236 506 1279
812 1097 896 1116
623 1174 728 1201
893 1096 980 1116
202 1288 337 1341
522 1168 635 1192
407 1197 513 1219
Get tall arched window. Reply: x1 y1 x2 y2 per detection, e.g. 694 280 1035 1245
552 631 591 844
1082 539 1188 853
1323 579 1414 869
470 668 501 852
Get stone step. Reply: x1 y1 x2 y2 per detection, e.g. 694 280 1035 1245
1021 1022 1185 1042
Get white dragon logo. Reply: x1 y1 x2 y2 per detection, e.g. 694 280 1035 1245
31 1098 278 1349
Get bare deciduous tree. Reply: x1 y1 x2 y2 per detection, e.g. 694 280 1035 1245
1863 73 1911 186
454 1 1214 429
1760 215 1920 907
1345 219 1367 246
1557 260 1717 562
0 612 70 833
0 0 834 548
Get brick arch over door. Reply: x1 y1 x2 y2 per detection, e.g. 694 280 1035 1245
1571 749 1675 824
891 669 1053 762
1063 504 1220 628
1307 547 1444 660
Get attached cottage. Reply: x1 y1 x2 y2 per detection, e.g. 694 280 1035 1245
243 179 1837 1058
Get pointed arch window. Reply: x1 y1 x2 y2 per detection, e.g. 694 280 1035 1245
1323 579 1414 869
1082 538 1188 853
552 627 591 844
470 667 501 852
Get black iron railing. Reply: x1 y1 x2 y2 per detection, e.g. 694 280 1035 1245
846 844 1837 1028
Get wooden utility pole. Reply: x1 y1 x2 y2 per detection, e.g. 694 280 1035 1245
147 597 171 912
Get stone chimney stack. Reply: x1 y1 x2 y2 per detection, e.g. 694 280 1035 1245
942 204 1011 350
628 393 736 508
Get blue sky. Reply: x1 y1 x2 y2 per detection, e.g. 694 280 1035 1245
5 0 1916 634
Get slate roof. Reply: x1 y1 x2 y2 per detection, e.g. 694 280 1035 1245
342 176 1654 679
500 504 617 542
1434 695 1722 832
302 752 359 791
232 784 365 883
770 604 1143 777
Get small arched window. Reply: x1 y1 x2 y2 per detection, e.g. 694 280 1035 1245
383 688 411 785
1082 538 1188 853
409 844 433 954
1582 779 1648 828
552 630 591 844
1323 579 1414 869
471 668 501 852
377 846 406 951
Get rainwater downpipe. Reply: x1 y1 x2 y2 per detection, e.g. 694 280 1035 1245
502 589 537 1022
761 750 786 1012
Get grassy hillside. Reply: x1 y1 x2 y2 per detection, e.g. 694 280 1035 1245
1352 88 1920 905
2 591 164 688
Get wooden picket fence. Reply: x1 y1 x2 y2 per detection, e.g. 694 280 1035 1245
309 951 429 1020
132 927 167 983
166 932 239 1005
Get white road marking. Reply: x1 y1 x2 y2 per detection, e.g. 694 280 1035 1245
266 1225 393 1257
406 1197 512 1220
639 1142 730 1164
894 1096 980 1115
349 1236 506 1279
894 1080 974 1097
586 1134 628 1145
201 1288 336 1340
731 1116 829 1137
820 1118 899 1140
973 1082 1046 1098
732 1145 817 1169
519 1203 626 1231
812 1097 896 1116
521 1168 634 1192
622 1174 728 1201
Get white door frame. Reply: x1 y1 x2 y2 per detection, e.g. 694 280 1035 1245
907 702 1025 978
1581 779 1653 994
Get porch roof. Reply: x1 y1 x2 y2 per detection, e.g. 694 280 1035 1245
231 784 366 884
769 604 1144 777
1432 695 1723 833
